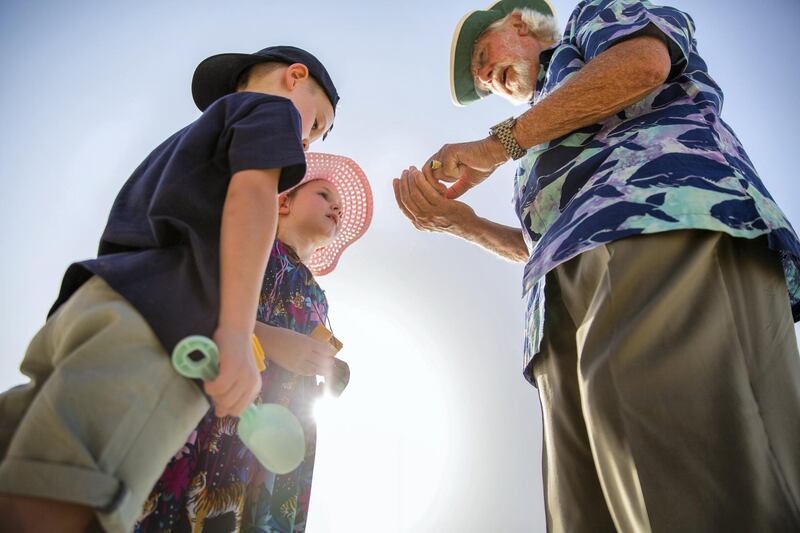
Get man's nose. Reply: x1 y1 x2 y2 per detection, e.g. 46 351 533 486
476 64 493 85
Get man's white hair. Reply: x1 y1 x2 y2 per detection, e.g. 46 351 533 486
487 8 562 43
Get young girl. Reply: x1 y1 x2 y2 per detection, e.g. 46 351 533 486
135 152 373 533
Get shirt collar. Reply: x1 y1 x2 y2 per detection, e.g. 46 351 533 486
533 43 559 101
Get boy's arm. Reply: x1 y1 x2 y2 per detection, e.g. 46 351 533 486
205 168 280 417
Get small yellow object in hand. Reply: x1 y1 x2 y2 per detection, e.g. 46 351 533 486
251 334 266 372
430 159 443 170
310 324 343 354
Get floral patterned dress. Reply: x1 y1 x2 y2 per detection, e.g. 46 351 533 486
136 240 335 533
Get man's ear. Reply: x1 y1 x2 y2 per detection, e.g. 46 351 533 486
509 13 529 36
278 193 292 215
283 63 310 90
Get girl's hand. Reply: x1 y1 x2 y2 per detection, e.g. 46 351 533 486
204 327 262 418
256 324 336 377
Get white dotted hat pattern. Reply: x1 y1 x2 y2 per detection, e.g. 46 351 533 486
283 152 373 276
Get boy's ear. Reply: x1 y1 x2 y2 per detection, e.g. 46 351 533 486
283 63 310 90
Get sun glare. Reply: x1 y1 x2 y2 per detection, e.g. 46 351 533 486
306 304 458 533
312 391 337 422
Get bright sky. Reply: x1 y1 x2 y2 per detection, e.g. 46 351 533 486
1 0 798 531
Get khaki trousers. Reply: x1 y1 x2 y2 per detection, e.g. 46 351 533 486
0 276 209 532
533 230 800 533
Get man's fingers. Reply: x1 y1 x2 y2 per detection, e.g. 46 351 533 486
442 152 464 182
431 178 448 195
392 177 403 208
445 178 475 200
393 179 422 229
392 177 408 213
422 158 434 181
422 152 443 182
399 170 424 213
407 169 434 209
410 166 446 204
428 146 463 183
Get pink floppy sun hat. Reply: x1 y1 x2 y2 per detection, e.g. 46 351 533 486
282 152 373 276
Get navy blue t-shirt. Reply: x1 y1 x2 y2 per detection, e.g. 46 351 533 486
50 92 307 352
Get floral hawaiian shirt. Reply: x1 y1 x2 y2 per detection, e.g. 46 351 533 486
136 240 343 533
515 0 800 381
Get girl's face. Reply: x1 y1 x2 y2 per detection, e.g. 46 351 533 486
279 180 342 248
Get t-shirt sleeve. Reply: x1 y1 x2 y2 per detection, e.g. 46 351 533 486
226 97 307 192
570 0 695 81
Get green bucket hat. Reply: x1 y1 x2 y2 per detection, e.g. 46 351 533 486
450 0 556 106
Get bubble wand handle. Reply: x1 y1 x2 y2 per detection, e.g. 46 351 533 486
170 335 306 475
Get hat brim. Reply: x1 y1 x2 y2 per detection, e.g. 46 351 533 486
450 0 557 107
192 53 274 111
283 153 373 276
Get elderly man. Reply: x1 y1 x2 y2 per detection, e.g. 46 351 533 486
394 0 800 531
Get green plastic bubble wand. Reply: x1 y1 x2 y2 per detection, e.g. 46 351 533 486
172 335 305 475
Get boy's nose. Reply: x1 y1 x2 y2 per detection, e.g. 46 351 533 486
302 138 309 152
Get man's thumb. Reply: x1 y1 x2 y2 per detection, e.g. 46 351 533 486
445 179 471 199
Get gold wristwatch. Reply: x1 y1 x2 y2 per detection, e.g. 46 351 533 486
489 117 526 160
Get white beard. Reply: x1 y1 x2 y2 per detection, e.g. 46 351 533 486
496 59 535 105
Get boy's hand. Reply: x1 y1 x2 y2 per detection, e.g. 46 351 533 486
261 326 336 377
204 327 262 417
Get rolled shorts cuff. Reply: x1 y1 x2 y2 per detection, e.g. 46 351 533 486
0 456 139 532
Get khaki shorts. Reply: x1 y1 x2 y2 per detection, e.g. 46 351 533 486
0 276 209 532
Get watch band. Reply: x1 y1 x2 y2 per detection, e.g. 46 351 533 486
490 117 527 161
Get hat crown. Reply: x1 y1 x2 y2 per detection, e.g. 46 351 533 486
191 45 339 113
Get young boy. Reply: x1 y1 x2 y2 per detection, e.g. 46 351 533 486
0 45 338 533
